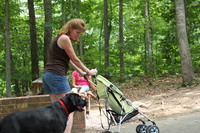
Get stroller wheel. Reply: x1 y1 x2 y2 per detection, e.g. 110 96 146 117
146 125 152 132
136 124 147 133
146 125 159 133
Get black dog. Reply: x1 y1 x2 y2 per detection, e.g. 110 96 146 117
0 93 87 133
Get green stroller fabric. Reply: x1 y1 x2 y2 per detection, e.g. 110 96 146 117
95 75 159 133
96 75 134 115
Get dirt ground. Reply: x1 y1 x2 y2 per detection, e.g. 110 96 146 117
85 77 200 132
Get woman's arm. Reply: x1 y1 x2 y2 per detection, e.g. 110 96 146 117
58 35 97 75
69 60 86 75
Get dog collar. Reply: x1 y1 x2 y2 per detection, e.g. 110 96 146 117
58 100 69 116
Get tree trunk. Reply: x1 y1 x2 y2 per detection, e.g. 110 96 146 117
174 0 194 85
44 0 52 66
76 0 84 61
99 18 104 66
144 0 154 77
61 0 66 25
28 0 39 81
5 0 12 97
119 0 125 81
70 0 73 18
76 0 80 17
104 0 109 70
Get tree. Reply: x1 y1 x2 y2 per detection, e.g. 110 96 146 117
119 0 125 81
174 0 194 85
1 0 200 97
61 0 66 25
5 0 12 97
76 0 84 61
144 0 154 76
104 0 110 73
28 0 39 81
44 0 52 66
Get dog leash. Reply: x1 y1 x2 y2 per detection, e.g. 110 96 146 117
58 100 69 116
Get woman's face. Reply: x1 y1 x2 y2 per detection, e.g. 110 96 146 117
68 29 83 42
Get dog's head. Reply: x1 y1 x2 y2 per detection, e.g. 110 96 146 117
61 93 87 113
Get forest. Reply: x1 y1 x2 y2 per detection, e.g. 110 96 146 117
1 0 200 97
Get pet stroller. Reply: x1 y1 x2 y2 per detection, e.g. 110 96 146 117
88 75 159 133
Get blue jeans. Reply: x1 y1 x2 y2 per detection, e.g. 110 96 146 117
42 72 71 94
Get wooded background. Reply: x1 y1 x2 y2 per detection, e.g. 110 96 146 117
1 0 199 97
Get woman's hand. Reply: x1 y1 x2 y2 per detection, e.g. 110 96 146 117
87 69 98 76
79 71 87 76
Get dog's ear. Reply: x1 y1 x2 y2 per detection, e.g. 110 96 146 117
69 93 79 105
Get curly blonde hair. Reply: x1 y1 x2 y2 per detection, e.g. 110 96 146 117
58 18 86 35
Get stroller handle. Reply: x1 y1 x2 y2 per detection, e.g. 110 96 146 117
84 75 97 87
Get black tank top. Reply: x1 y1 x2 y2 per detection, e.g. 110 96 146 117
44 35 70 75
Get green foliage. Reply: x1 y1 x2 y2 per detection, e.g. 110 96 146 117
1 0 200 97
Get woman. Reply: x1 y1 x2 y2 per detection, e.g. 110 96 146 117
42 18 97 133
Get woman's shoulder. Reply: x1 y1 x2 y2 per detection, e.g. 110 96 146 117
58 34 70 41
57 34 71 48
